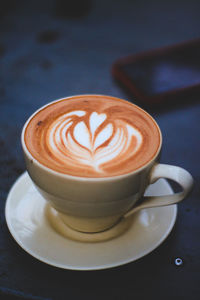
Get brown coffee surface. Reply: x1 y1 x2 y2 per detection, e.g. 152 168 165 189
24 95 161 177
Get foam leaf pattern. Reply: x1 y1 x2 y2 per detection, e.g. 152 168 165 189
47 110 143 173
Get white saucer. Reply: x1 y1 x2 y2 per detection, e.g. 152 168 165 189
5 172 177 271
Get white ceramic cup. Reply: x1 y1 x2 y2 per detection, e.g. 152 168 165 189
21 97 194 233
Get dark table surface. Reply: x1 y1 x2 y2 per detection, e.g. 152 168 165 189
0 1 200 299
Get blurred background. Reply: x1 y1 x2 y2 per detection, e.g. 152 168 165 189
0 0 200 299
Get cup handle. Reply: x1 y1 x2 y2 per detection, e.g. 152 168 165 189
124 163 194 218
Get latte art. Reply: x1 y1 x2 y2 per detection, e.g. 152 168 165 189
47 110 143 173
24 95 161 177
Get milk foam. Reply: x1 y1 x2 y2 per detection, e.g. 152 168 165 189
25 95 161 177
47 110 143 173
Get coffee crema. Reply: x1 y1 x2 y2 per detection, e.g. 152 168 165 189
24 95 161 177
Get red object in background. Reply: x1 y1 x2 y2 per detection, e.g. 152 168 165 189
112 39 200 107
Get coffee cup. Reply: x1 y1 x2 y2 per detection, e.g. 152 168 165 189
21 95 193 233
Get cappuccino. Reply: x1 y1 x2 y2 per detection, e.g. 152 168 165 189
24 95 161 177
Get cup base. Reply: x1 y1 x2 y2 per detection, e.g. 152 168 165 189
45 204 133 243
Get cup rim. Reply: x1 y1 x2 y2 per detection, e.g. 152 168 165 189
21 94 162 182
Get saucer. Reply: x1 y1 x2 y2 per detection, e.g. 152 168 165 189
5 172 177 271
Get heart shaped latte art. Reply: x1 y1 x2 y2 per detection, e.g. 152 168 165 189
46 110 143 173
